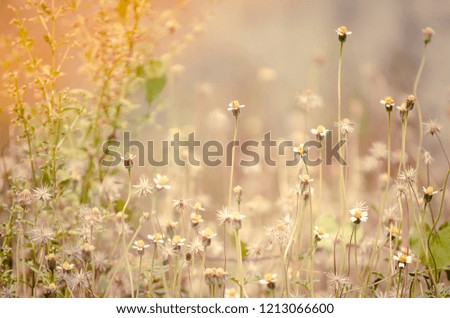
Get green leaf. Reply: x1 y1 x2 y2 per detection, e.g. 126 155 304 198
144 75 167 106
115 200 132 215
240 240 248 259
410 222 450 270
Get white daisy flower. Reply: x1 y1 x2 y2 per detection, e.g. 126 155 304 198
349 201 369 224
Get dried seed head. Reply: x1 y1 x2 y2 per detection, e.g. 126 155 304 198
405 95 416 111
233 185 243 203
422 27 434 44
423 119 442 136
45 253 57 271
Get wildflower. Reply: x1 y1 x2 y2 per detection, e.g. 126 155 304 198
380 96 395 112
314 226 329 242
165 18 180 34
187 237 204 255
66 269 90 291
133 177 153 197
327 272 350 290
166 219 178 237
422 27 435 44
233 185 243 203
397 103 408 119
80 206 103 227
81 243 95 261
132 240 150 256
217 206 232 226
231 211 245 230
311 125 328 141
423 150 434 165
299 174 313 187
28 225 55 246
399 167 417 184
423 119 442 136
214 268 227 286
395 180 408 197
205 267 227 286
121 153 136 170
423 186 440 203
297 89 323 111
168 235 186 251
57 261 75 273
336 118 355 135
387 224 400 241
17 189 32 208
225 287 240 298
45 253 57 271
393 248 414 269
193 201 205 213
200 227 217 248
369 142 388 160
93 252 109 273
227 100 245 117
336 25 352 42
44 283 58 298
114 212 128 223
259 273 277 290
148 232 165 244
349 202 369 224
153 174 171 190
293 144 307 158
190 212 204 227
405 95 416 111
173 197 190 212
32 185 52 203
257 67 277 82
384 206 399 227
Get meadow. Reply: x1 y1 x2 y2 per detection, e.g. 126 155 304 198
0 0 449 298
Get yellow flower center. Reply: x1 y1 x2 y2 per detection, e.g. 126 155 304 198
316 125 325 134
203 227 213 237
317 227 326 235
136 240 145 248
232 100 240 108
398 254 407 263
172 235 181 244
339 26 348 33
426 186 434 195
390 226 399 236
228 288 236 297
62 261 72 271
384 96 394 104
353 209 362 219
158 176 168 185
276 224 285 232
154 233 162 240
191 213 202 222
194 202 202 209
296 146 304 154
264 273 274 282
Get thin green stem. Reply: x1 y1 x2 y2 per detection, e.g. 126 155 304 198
136 255 142 298
414 44 428 173
228 116 239 207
